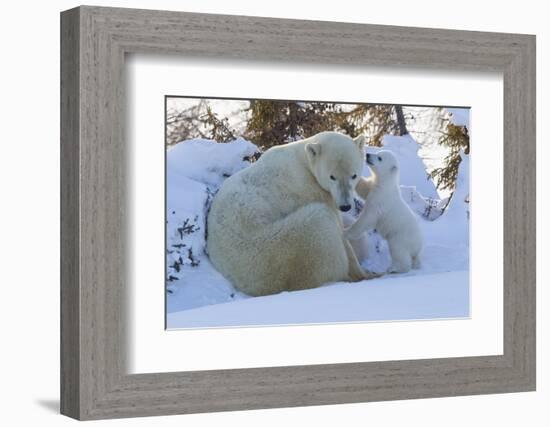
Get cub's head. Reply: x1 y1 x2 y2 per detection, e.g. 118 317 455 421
366 150 399 181
305 132 365 212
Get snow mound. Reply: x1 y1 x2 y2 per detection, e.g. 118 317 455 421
400 186 446 221
167 137 259 187
422 151 469 248
166 175 209 285
166 138 261 292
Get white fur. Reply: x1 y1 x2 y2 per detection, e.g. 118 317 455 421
341 212 370 263
207 132 374 296
345 150 423 273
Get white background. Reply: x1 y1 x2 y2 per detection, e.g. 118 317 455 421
129 57 503 373
0 1 546 426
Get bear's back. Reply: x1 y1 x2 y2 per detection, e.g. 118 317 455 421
210 141 329 234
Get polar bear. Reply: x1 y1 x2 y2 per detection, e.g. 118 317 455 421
207 131 377 297
345 150 423 273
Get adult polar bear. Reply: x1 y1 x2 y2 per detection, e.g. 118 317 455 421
207 131 375 297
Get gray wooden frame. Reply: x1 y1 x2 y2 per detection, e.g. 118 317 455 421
60 5 536 420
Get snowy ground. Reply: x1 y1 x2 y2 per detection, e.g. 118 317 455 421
166 129 470 329
168 271 468 328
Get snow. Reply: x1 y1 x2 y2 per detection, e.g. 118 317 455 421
165 138 260 292
422 151 470 248
400 186 447 221
168 271 469 327
404 106 469 200
166 175 207 282
364 134 439 200
167 137 259 187
166 134 470 329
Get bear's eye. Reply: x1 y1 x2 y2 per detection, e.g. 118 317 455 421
351 174 357 179
378 156 382 161
330 175 336 181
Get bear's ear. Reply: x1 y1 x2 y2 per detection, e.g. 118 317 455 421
305 142 321 160
390 165 398 174
353 135 366 150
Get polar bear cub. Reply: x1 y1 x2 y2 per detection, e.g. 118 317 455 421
345 150 423 273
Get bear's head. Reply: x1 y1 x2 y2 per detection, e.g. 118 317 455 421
305 132 365 212
366 150 399 182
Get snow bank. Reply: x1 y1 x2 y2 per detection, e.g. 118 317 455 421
380 134 439 199
400 186 447 221
422 151 470 248
166 138 261 292
166 175 208 283
167 137 259 187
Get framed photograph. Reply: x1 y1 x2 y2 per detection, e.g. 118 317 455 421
61 6 536 420
164 96 471 330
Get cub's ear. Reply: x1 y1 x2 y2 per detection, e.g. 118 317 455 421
353 135 366 150
305 142 321 160
390 165 398 173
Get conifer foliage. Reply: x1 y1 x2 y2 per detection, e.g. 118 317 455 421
166 98 469 195
430 118 470 193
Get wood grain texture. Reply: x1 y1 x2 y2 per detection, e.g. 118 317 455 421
60 7 80 419
60 6 536 420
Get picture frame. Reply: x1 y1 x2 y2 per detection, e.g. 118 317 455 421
60 5 536 420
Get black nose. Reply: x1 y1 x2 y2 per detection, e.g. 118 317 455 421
339 204 351 212
366 153 371 158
